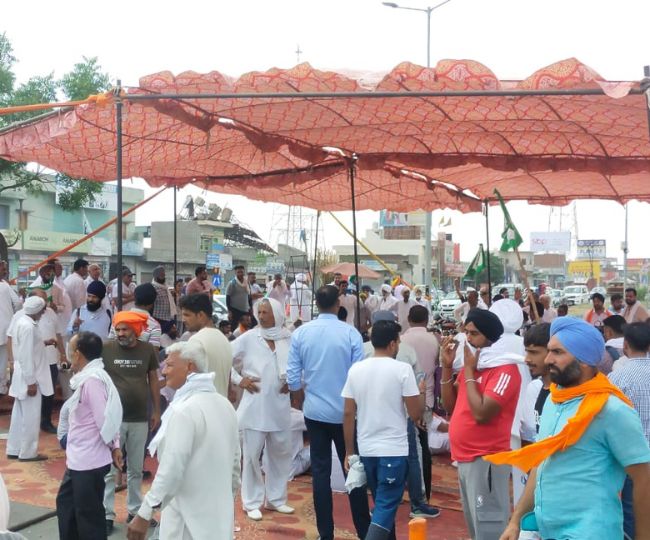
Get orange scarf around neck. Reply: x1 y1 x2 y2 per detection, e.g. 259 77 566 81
484 372 632 473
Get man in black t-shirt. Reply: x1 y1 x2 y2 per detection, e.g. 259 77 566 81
522 323 552 441
101 311 160 535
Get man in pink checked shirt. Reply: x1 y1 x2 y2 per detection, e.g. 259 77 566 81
56 331 123 540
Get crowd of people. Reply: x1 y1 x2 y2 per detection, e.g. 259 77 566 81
1 256 650 540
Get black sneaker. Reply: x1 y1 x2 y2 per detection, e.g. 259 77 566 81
41 423 57 434
106 519 114 536
409 504 441 519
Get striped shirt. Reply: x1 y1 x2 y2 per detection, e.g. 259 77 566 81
608 357 650 442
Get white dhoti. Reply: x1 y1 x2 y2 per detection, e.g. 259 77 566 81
0 345 8 394
243 429 292 511
6 393 42 459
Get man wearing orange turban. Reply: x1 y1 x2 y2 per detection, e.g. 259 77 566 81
112 311 149 338
102 310 160 534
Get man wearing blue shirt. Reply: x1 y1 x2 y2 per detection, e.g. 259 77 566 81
498 318 650 540
287 285 369 540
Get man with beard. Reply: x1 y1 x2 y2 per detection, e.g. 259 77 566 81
396 288 417 334
67 281 112 340
66 281 111 339
610 293 625 315
109 284 162 353
378 284 398 314
32 262 72 340
102 311 160 535
583 292 612 330
623 287 649 324
492 317 650 540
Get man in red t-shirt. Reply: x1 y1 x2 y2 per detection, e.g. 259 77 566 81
441 308 521 540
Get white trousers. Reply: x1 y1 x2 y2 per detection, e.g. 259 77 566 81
0 345 8 394
510 434 527 505
242 429 292 511
7 393 42 459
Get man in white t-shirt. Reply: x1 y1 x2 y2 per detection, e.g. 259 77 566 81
342 319 423 540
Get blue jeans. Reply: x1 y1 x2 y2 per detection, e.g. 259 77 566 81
622 475 634 539
407 419 425 509
305 418 370 540
361 456 408 539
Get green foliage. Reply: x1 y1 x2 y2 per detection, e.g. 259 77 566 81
637 285 647 302
60 56 110 101
53 173 103 211
475 253 505 286
0 32 16 102
0 34 111 213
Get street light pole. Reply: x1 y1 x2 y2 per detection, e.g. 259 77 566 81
382 0 451 293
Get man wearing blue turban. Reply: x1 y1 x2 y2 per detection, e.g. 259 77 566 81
495 317 650 540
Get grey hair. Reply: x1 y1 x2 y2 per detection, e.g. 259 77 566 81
165 341 208 373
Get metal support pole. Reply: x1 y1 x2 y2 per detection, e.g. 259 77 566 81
349 157 362 330
310 210 321 319
423 7 433 296
115 81 124 311
484 200 492 301
173 186 178 286
623 203 627 290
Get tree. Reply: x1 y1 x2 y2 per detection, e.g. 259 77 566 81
474 253 506 286
0 33 111 260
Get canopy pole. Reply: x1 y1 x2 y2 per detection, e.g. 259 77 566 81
310 210 321 319
173 186 178 286
484 200 492 303
349 156 362 330
115 81 124 311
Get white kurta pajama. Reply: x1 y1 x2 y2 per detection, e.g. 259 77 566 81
141 374 241 540
7 313 53 459
231 298 292 511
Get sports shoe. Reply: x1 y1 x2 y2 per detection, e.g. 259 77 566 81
18 454 48 462
409 504 441 519
246 509 263 521
264 504 295 514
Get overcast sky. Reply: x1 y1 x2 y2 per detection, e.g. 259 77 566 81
4 0 650 261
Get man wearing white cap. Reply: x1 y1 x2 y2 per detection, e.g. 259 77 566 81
6 296 54 461
289 273 312 323
378 284 398 314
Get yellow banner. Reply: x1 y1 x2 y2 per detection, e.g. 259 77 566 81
568 260 600 281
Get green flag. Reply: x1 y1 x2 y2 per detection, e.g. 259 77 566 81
465 243 486 278
495 189 523 252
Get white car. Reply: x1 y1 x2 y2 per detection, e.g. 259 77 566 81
563 285 590 305
440 291 463 317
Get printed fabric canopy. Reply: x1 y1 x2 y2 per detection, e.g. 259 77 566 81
0 58 649 212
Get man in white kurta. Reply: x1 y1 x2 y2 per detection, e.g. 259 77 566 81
127 341 240 540
0 260 21 394
289 273 312 323
231 298 294 521
6 297 54 461
396 288 417 333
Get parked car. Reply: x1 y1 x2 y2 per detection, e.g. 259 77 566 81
547 288 564 308
494 283 524 299
440 290 463 318
589 286 607 299
212 294 229 323
562 285 590 306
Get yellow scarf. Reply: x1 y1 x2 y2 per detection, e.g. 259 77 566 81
484 372 632 472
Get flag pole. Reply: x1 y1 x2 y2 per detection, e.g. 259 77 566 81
513 246 540 321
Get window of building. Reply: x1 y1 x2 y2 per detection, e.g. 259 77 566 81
200 236 212 252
